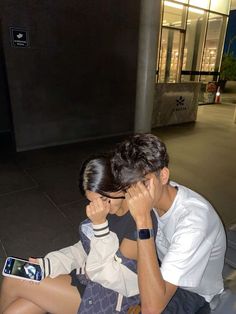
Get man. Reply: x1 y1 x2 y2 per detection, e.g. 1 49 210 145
111 133 226 314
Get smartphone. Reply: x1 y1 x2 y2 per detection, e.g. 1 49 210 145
2 256 43 282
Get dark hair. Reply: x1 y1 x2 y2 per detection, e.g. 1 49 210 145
111 133 169 189
79 154 119 196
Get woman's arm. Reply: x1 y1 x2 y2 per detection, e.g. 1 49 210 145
85 198 139 297
37 240 87 278
86 221 139 297
120 238 137 260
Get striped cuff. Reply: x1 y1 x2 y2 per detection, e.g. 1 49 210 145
38 257 51 278
92 220 110 238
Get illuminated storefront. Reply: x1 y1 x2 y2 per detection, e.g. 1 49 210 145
157 0 231 83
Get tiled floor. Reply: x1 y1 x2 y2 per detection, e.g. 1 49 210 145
0 103 236 285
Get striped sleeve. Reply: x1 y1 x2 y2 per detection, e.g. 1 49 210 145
92 220 110 238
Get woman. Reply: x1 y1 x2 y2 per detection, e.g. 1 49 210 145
0 154 157 314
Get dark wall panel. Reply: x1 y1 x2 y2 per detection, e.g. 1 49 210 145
0 30 11 133
1 0 140 151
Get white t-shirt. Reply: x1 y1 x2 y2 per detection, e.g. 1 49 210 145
154 182 226 302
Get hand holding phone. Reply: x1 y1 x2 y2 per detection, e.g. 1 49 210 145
2 256 43 282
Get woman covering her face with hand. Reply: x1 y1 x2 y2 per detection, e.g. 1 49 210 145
0 154 157 314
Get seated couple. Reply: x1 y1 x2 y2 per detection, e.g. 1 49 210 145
0 134 226 314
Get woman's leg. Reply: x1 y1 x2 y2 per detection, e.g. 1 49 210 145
0 274 81 314
1 298 45 314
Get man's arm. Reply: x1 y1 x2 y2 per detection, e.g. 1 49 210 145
126 181 177 314
137 229 177 313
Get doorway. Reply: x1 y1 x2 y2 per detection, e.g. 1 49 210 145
158 27 185 83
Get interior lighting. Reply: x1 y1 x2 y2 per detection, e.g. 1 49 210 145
189 7 204 14
189 0 209 9
164 1 183 9
172 21 182 25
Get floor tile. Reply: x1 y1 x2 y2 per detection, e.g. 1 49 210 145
0 189 79 259
27 164 84 206
15 144 88 170
16 135 126 170
60 198 89 228
0 160 37 196
0 257 5 286
0 240 7 258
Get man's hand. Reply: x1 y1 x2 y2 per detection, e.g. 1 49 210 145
125 179 155 228
86 197 110 225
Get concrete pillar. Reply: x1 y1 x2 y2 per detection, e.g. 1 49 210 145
134 0 162 133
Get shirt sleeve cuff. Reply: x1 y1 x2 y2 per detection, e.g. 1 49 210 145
92 220 110 238
38 257 51 278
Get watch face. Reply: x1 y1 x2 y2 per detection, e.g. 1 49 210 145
139 229 151 239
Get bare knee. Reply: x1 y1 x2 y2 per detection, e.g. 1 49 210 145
1 276 20 298
0 276 24 311
2 307 14 314
2 305 29 314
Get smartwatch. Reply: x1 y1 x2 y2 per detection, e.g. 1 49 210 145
136 228 154 240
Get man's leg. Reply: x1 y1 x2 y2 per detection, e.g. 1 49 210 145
162 288 210 314
0 274 81 314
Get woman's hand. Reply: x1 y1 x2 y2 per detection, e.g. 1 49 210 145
29 257 39 264
86 197 110 225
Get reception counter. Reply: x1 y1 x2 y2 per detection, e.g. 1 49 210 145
152 83 201 127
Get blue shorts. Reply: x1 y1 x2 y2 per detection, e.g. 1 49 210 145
70 269 86 296
162 287 210 314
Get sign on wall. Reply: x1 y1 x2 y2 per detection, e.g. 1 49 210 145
10 27 30 48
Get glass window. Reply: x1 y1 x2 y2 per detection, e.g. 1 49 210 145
158 28 184 83
181 8 208 81
210 0 231 15
200 13 227 82
189 0 210 10
163 1 187 29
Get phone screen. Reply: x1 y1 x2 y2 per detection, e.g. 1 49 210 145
3 257 42 282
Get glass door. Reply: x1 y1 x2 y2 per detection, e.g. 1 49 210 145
158 27 185 83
